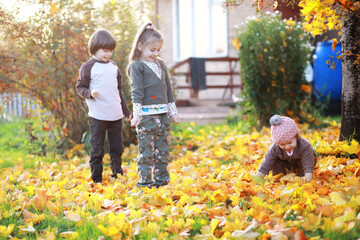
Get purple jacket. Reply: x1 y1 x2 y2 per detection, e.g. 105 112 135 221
258 137 316 175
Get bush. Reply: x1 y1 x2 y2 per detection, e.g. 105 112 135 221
233 11 314 127
0 0 146 150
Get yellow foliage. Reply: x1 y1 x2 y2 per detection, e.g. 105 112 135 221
302 213 321 231
232 38 240 50
210 218 220 234
329 192 347 206
298 0 346 36
1 121 360 239
0 224 15 237
49 3 60 14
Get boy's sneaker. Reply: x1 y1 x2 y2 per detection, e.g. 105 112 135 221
136 182 153 189
154 183 168 188
154 180 169 188
111 169 124 179
117 168 124 176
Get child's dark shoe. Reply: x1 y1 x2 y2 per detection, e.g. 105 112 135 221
154 183 168 188
136 182 153 189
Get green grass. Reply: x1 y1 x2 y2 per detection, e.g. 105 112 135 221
0 114 342 170
305 225 360 240
0 118 61 169
0 209 107 240
171 114 341 143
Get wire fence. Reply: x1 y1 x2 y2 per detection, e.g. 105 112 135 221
0 93 40 118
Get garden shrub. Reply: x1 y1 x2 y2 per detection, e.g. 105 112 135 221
0 0 150 151
233 11 314 127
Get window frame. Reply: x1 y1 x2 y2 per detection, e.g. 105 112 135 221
172 0 229 61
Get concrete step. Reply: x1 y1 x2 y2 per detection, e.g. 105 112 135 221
176 98 236 125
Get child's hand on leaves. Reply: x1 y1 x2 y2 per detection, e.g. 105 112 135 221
257 171 265 178
170 114 180 124
305 172 313 182
91 89 99 98
251 172 266 185
131 115 142 127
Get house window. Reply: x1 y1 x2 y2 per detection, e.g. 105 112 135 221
173 0 228 60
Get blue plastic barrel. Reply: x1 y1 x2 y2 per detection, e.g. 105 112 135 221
313 40 342 101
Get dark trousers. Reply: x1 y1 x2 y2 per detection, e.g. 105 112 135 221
272 160 304 176
271 158 317 177
89 117 124 182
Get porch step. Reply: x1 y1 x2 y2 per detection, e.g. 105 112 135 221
176 99 236 125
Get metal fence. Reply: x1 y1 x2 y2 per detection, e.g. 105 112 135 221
0 93 40 118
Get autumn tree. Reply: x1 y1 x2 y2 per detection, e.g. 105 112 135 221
0 0 144 149
224 0 360 142
338 3 360 142
296 0 360 142
1 0 95 147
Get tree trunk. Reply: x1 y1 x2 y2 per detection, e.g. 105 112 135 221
340 10 360 142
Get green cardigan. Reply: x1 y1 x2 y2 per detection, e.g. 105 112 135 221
128 59 175 105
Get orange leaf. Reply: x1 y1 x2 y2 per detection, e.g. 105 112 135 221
317 186 329 195
331 38 338 52
273 173 284 182
258 0 264 11
315 205 332 217
208 207 225 218
300 84 311 93
294 229 309 240
339 0 351 8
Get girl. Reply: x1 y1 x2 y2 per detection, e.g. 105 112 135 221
127 23 180 188
257 115 316 182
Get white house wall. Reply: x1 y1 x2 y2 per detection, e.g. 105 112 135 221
156 0 257 99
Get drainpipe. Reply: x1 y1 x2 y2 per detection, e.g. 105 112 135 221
154 0 159 27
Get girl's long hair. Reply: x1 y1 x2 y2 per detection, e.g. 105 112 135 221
128 22 163 63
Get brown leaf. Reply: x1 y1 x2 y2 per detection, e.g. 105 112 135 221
101 199 121 211
315 205 332 217
208 207 225 218
294 230 309 240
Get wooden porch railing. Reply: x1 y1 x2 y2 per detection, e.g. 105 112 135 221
169 57 241 98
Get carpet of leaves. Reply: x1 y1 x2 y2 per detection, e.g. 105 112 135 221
1 121 360 239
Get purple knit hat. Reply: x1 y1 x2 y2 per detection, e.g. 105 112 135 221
270 115 298 144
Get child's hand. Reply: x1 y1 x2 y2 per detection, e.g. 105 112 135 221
91 89 99 98
131 115 142 127
256 171 265 178
251 173 266 185
305 172 313 182
170 114 180 124
125 114 132 122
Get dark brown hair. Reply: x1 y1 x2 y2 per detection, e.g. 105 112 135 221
88 29 116 55
128 22 163 62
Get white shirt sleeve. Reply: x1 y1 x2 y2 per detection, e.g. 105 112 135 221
133 103 142 117
168 102 178 116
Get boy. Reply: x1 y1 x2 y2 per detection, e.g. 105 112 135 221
76 29 131 183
